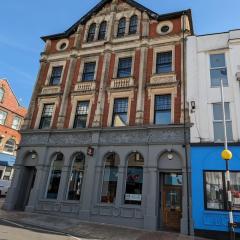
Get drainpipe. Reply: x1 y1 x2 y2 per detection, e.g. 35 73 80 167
182 12 191 236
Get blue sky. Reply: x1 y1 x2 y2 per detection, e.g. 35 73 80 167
1 0 239 108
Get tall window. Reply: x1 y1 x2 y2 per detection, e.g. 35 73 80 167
112 98 128 127
98 21 107 40
213 103 233 142
82 62 96 81
0 88 4 102
67 153 85 201
117 17 126 37
125 152 144 205
87 23 96 42
39 104 54 129
154 95 171 124
49 66 63 86
129 15 138 35
210 53 228 87
117 57 132 78
101 153 120 203
73 101 89 128
12 116 21 130
156 51 172 74
204 171 240 211
4 139 16 154
0 110 7 125
46 153 63 199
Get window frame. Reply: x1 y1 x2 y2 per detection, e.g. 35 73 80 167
98 21 107 41
156 51 173 74
12 116 21 130
3 139 16 154
203 170 240 212
82 62 96 82
39 104 55 129
111 98 129 127
49 66 63 86
73 101 90 129
129 15 138 35
117 17 126 38
209 53 228 88
87 23 96 42
0 110 7 125
117 57 133 78
0 88 5 102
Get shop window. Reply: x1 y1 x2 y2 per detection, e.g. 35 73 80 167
67 152 85 201
210 53 228 87
73 101 89 128
129 15 138 35
213 103 233 142
46 153 63 199
39 104 54 129
4 139 16 154
87 23 96 42
49 66 63 86
117 17 126 37
0 110 7 125
101 152 120 203
0 88 4 102
98 21 107 40
117 57 132 78
154 94 171 124
82 62 96 81
204 171 240 211
156 51 172 74
12 116 21 130
112 98 128 127
125 152 144 205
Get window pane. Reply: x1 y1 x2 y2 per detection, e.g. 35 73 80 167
47 153 63 199
210 68 228 87
82 62 96 81
117 57 132 78
0 111 7 125
230 172 240 211
156 52 172 73
213 103 230 121
73 101 89 128
67 153 85 201
213 121 233 142
12 116 21 130
101 153 119 203
49 66 63 86
129 15 138 34
164 173 182 186
205 172 224 210
87 23 96 42
154 95 171 124
125 153 144 205
210 54 226 68
112 98 128 127
39 104 54 129
117 18 126 37
4 139 16 153
98 21 107 40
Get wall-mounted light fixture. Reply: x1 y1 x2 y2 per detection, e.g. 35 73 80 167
167 152 173 160
191 101 196 113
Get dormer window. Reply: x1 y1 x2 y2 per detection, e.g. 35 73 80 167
117 18 126 38
98 21 107 41
87 23 96 42
129 15 138 35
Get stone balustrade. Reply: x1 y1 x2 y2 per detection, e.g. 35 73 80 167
110 77 134 89
74 81 96 92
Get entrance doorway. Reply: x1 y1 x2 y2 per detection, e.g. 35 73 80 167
160 172 182 232
15 166 36 210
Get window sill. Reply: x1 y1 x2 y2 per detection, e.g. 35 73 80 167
82 40 106 48
41 86 61 95
149 73 176 85
112 35 140 43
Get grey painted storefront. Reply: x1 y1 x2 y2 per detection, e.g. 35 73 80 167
3 125 193 234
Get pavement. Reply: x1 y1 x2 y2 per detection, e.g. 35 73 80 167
0 198 210 240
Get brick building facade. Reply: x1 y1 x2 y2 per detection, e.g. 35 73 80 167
4 0 193 234
0 79 27 180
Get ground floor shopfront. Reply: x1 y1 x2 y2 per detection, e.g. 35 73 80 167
191 145 240 239
3 126 193 234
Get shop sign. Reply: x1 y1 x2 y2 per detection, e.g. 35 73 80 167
125 194 142 201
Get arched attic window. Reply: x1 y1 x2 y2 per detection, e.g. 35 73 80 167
98 21 107 40
87 23 96 42
129 15 138 35
117 17 126 37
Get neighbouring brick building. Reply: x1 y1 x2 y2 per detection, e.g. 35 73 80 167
0 79 27 180
4 0 194 234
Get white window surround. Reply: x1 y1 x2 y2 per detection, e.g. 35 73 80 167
78 56 99 82
207 50 230 88
107 91 134 127
68 94 94 129
152 45 175 75
148 87 177 124
56 39 69 51
157 21 173 35
113 51 135 79
34 97 59 129
45 61 66 86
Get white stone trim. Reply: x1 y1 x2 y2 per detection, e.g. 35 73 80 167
113 51 135 79
78 56 99 82
68 94 94 129
148 87 177 124
157 21 173 35
107 91 134 127
152 45 175 75
56 39 69 51
45 61 67 86
34 97 59 129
